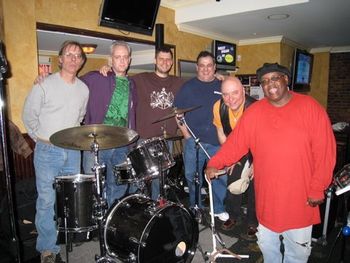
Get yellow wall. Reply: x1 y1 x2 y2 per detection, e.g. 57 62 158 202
1 0 330 131
237 43 281 74
309 52 330 107
280 42 295 70
2 0 212 131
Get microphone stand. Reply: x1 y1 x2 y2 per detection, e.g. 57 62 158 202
0 41 21 262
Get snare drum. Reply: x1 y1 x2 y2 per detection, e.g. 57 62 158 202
55 174 97 232
127 137 175 180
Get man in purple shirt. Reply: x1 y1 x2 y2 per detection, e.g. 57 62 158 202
81 41 137 207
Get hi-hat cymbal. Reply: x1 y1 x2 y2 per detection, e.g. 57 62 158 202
152 106 201 123
50 124 139 150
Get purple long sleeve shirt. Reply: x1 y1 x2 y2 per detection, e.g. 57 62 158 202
80 70 137 130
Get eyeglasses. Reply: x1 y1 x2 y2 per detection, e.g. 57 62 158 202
260 74 285 87
64 53 83 60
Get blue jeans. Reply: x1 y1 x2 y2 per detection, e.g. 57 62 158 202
83 147 136 207
34 141 81 254
184 137 227 213
256 224 312 263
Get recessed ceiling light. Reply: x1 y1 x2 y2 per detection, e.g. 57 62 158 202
267 14 290 20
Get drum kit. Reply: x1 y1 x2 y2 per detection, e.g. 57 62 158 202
49 107 200 263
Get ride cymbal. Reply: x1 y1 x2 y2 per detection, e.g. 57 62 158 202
152 106 201 123
50 124 139 150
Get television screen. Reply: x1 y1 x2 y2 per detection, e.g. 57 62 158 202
291 49 314 91
99 0 161 36
212 40 236 70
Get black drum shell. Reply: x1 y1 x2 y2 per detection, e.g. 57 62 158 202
104 194 198 263
127 137 175 180
55 174 97 232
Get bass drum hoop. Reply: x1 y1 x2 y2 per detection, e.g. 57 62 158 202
104 194 198 262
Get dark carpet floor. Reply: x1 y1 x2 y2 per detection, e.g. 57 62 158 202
0 177 349 263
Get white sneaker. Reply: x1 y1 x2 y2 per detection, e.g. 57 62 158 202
184 186 189 193
214 212 229 222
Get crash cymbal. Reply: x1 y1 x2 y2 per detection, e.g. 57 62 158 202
152 106 201 123
50 124 139 150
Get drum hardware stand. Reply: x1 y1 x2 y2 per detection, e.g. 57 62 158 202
63 197 72 263
177 114 248 261
326 164 350 263
312 185 334 246
177 115 210 223
89 138 109 262
157 151 166 202
0 42 21 262
204 175 249 262
177 115 221 262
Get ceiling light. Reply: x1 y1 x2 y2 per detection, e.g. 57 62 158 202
81 44 97 54
267 14 290 20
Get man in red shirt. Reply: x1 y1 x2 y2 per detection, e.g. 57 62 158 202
205 63 336 263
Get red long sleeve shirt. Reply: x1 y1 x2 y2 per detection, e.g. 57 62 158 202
208 92 336 232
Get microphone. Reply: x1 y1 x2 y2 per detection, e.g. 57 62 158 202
0 41 8 74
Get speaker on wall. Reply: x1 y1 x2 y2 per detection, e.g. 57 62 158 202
155 23 164 49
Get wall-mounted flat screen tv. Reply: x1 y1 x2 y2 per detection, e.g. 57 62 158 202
99 0 161 36
212 40 237 71
291 49 314 92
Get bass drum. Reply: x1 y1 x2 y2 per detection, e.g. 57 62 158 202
104 194 198 263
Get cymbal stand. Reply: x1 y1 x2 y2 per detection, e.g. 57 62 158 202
204 175 249 261
156 151 168 206
177 115 210 222
178 115 236 261
90 136 108 261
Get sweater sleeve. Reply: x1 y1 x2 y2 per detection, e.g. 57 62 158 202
308 102 336 199
22 84 44 141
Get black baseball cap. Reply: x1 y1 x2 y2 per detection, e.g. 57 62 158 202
256 63 291 81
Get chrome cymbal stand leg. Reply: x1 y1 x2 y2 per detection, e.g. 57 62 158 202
90 138 108 261
204 175 249 261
